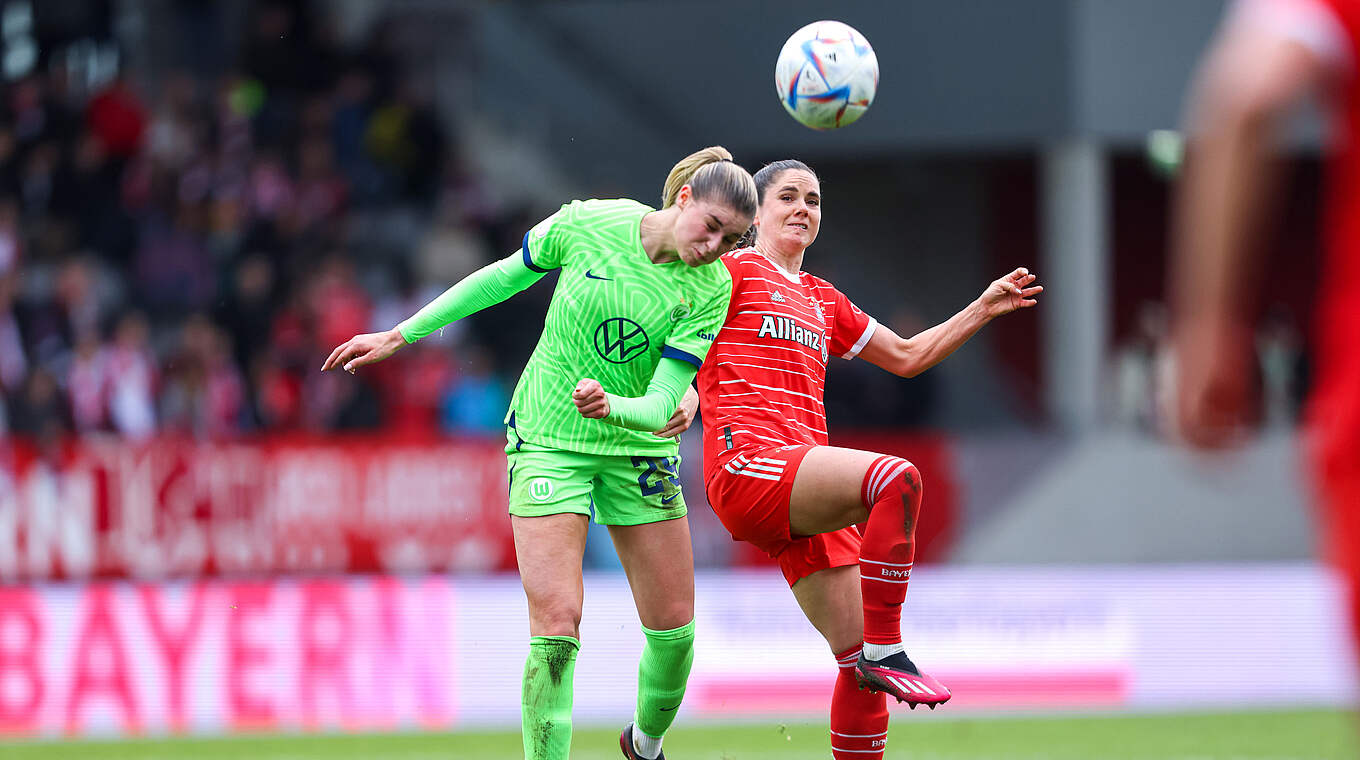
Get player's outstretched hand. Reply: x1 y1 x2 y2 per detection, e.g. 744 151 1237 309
979 268 1043 318
1172 320 1253 450
321 328 407 374
573 378 610 419
655 386 699 438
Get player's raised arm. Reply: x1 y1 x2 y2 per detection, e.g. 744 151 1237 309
857 268 1041 378
321 250 549 373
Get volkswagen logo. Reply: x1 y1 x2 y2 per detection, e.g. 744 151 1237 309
594 317 650 363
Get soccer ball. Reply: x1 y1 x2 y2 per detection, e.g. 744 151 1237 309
774 20 879 130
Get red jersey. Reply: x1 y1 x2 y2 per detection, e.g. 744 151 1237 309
698 248 877 485
1272 0 1360 475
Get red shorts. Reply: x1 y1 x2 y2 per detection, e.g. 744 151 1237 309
705 444 862 587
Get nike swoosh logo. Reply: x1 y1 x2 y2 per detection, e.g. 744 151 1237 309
660 493 679 505
585 270 612 281
659 704 679 712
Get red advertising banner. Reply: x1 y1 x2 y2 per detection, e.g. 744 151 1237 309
0 577 459 737
0 435 515 580
0 432 960 581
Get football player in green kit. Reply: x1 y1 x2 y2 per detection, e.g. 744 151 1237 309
322 146 756 760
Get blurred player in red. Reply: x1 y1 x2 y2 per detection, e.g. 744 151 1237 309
1172 0 1360 660
683 160 1040 760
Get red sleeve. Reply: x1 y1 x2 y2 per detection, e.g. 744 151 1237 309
823 282 878 360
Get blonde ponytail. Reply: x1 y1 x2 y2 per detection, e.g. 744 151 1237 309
660 146 758 218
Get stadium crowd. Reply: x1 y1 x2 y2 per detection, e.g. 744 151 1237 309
0 4 534 445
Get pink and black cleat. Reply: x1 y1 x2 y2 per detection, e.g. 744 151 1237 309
855 651 951 710
619 722 665 760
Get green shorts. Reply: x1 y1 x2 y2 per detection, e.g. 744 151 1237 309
505 429 687 525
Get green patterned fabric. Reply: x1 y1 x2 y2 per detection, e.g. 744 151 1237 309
509 199 731 456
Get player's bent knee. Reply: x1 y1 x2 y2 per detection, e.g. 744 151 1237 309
643 604 696 633
902 462 922 500
861 455 923 509
528 603 584 637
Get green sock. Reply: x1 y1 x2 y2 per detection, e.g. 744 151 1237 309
522 635 579 760
634 619 695 741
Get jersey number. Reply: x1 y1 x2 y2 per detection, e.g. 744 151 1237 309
631 456 680 497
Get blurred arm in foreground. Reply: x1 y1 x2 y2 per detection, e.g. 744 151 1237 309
1171 0 1339 447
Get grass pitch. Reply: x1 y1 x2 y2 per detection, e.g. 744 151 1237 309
1 708 1354 759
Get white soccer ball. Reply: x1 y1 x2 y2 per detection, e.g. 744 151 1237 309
774 20 879 131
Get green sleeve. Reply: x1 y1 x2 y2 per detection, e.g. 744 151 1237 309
396 253 546 343
600 357 698 432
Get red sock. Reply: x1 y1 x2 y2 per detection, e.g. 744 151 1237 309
859 456 922 646
830 645 888 760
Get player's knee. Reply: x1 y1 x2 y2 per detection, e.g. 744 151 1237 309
899 462 922 504
862 456 923 509
529 601 584 638
644 607 696 636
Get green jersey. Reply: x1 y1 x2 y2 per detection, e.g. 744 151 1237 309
508 198 732 456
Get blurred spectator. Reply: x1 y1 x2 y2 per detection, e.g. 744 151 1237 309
0 128 19 197
246 149 296 223
17 256 109 370
85 70 147 161
9 368 70 440
364 79 447 205
1257 306 1304 429
106 311 158 439
0 197 21 273
66 330 108 432
1110 300 1167 432
0 273 28 395
249 350 303 430
293 134 348 229
418 198 491 286
145 72 201 173
160 315 247 438
330 67 381 200
53 130 135 263
304 363 381 431
305 253 371 351
441 345 508 435
19 140 61 219
216 253 279 370
383 343 456 434
134 201 215 317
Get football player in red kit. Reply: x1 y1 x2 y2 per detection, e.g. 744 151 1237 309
684 160 1040 760
1173 0 1360 666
